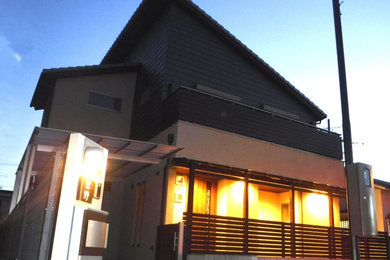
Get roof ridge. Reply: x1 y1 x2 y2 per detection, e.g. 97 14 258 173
42 63 138 73
180 0 326 118
102 0 327 119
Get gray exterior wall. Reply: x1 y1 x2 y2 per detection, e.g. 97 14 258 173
46 72 137 138
0 155 57 260
102 162 168 260
101 182 124 260
119 1 323 143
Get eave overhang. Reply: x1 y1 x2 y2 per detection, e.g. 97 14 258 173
30 63 140 110
17 127 182 181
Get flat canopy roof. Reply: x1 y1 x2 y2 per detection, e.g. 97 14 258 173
19 127 182 181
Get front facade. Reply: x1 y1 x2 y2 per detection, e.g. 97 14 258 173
2 0 390 259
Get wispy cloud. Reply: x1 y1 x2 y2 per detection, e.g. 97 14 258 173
13 53 21 62
0 35 22 65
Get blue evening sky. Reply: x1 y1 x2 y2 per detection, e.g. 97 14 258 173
1 0 389 190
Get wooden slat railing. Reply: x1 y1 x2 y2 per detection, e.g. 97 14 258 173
183 212 389 259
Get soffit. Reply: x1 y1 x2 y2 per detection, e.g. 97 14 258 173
21 127 181 181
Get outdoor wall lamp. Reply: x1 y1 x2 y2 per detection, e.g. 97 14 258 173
77 146 105 204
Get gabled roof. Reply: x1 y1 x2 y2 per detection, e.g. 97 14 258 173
101 0 327 120
31 63 139 110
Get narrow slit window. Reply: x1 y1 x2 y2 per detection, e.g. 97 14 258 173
132 182 146 246
88 92 122 112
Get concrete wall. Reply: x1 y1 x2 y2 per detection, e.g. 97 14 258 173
109 162 167 260
102 182 124 260
175 121 345 188
100 123 181 260
47 72 136 138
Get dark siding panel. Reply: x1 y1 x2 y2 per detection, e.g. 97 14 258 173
19 157 54 260
0 157 54 260
126 7 170 140
166 4 319 123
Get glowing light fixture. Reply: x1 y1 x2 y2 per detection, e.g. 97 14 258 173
77 147 105 204
82 147 104 180
231 181 244 199
306 193 329 218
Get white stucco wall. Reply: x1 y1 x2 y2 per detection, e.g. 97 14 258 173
175 121 345 188
48 72 136 138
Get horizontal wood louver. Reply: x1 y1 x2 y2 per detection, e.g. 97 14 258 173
183 212 389 259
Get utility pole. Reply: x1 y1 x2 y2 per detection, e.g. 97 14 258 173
331 0 360 259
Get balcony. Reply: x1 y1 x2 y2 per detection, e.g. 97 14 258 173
160 160 389 259
162 87 342 159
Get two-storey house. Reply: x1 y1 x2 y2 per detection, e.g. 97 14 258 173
2 0 390 259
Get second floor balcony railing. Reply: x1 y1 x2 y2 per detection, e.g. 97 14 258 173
160 87 343 159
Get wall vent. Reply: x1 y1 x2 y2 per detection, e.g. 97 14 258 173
261 104 300 120
195 84 242 102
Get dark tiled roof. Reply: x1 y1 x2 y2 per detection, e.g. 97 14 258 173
101 0 327 120
30 63 139 110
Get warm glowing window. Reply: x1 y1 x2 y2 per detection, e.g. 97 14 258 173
193 176 244 218
193 178 217 215
295 191 330 226
249 183 291 222
216 179 244 218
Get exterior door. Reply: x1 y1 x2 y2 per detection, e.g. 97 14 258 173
156 223 183 260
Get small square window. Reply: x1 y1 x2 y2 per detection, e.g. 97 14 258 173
363 168 371 187
88 92 121 112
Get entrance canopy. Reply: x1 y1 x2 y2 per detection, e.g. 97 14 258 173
18 127 182 182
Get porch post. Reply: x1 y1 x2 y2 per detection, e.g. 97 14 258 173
159 157 172 225
185 163 195 255
329 191 334 227
16 144 32 203
243 174 249 254
329 192 336 258
38 147 65 260
187 163 195 219
17 144 36 260
291 186 296 258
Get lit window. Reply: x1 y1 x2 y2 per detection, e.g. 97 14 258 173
88 92 121 112
193 178 217 215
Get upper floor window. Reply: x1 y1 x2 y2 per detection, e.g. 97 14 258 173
88 92 122 112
